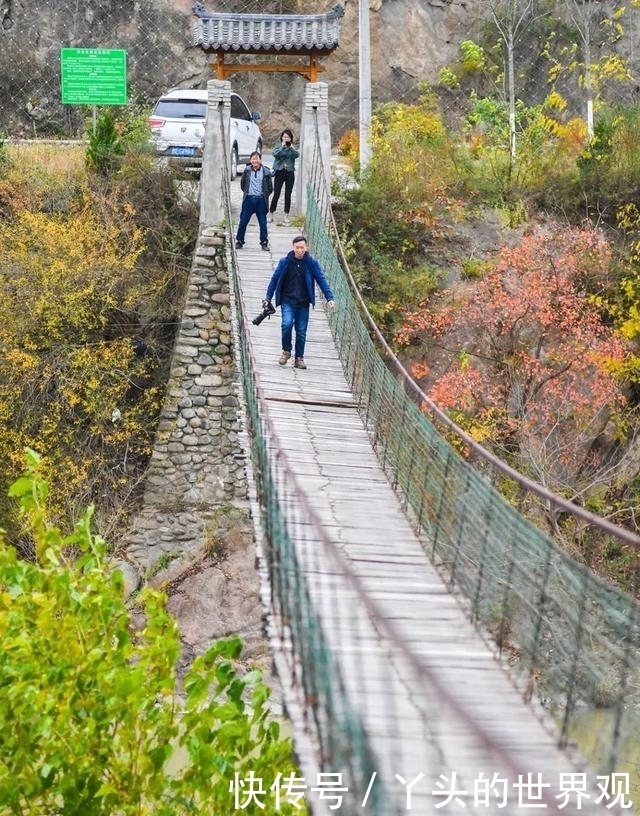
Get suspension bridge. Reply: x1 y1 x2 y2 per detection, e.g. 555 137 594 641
195 80 640 816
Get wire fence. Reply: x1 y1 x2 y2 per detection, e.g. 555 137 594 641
3 2 640 144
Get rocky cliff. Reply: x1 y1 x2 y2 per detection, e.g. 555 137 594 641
0 0 484 142
2 1 639 145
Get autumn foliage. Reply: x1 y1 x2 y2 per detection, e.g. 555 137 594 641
398 226 628 492
337 95 460 332
330 23 640 554
0 142 197 549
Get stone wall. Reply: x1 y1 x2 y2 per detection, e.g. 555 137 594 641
116 224 273 671
123 225 248 579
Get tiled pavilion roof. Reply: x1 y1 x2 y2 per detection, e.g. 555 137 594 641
192 3 345 54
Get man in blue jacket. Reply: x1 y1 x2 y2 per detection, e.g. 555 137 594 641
264 235 335 370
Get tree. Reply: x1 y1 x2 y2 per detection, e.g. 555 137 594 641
556 0 632 138
487 0 552 162
86 110 125 176
398 225 628 499
0 204 155 544
0 449 303 815
339 95 454 332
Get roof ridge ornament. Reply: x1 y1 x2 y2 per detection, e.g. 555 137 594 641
192 4 345 23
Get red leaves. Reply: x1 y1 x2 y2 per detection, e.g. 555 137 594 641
399 224 628 481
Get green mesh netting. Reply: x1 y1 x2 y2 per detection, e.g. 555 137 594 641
305 188 640 785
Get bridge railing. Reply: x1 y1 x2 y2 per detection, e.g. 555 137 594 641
303 121 640 787
217 120 391 813
222 196 594 816
217 110 597 815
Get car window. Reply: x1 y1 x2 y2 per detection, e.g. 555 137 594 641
230 95 251 121
154 99 207 119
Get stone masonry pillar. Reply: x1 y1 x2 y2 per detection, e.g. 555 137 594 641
297 83 331 218
123 225 248 573
200 79 232 228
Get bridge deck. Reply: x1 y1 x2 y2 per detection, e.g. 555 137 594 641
230 182 603 816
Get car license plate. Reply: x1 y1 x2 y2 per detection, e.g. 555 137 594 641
172 146 195 157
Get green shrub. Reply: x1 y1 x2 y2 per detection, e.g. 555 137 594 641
573 105 640 217
0 449 303 815
86 110 125 176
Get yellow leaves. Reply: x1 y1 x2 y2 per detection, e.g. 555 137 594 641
438 40 486 89
543 91 568 114
0 334 160 532
554 117 589 153
613 297 640 341
1 346 38 373
60 341 136 421
607 204 640 342
337 130 358 160
0 206 144 346
466 413 500 445
615 202 640 232
548 62 563 84
459 40 485 73
371 103 446 151
0 141 196 548
0 206 156 536
7 142 86 175
605 353 640 384
3 207 140 278
438 67 459 89
367 101 456 223
592 53 632 84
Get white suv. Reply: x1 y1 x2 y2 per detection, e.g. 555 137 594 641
148 88 263 177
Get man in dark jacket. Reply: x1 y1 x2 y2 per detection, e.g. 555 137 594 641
235 151 273 251
264 235 335 370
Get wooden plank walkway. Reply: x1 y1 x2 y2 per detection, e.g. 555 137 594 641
229 180 608 815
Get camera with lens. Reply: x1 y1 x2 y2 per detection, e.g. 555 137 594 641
252 299 276 326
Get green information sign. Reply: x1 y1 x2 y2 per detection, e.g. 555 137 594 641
60 48 127 106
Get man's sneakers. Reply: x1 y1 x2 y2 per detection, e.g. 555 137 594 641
278 352 306 369
267 211 274 223
237 239 269 250
277 351 307 369
283 214 291 226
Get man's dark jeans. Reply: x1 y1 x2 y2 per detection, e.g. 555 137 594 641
281 302 310 359
236 195 268 244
